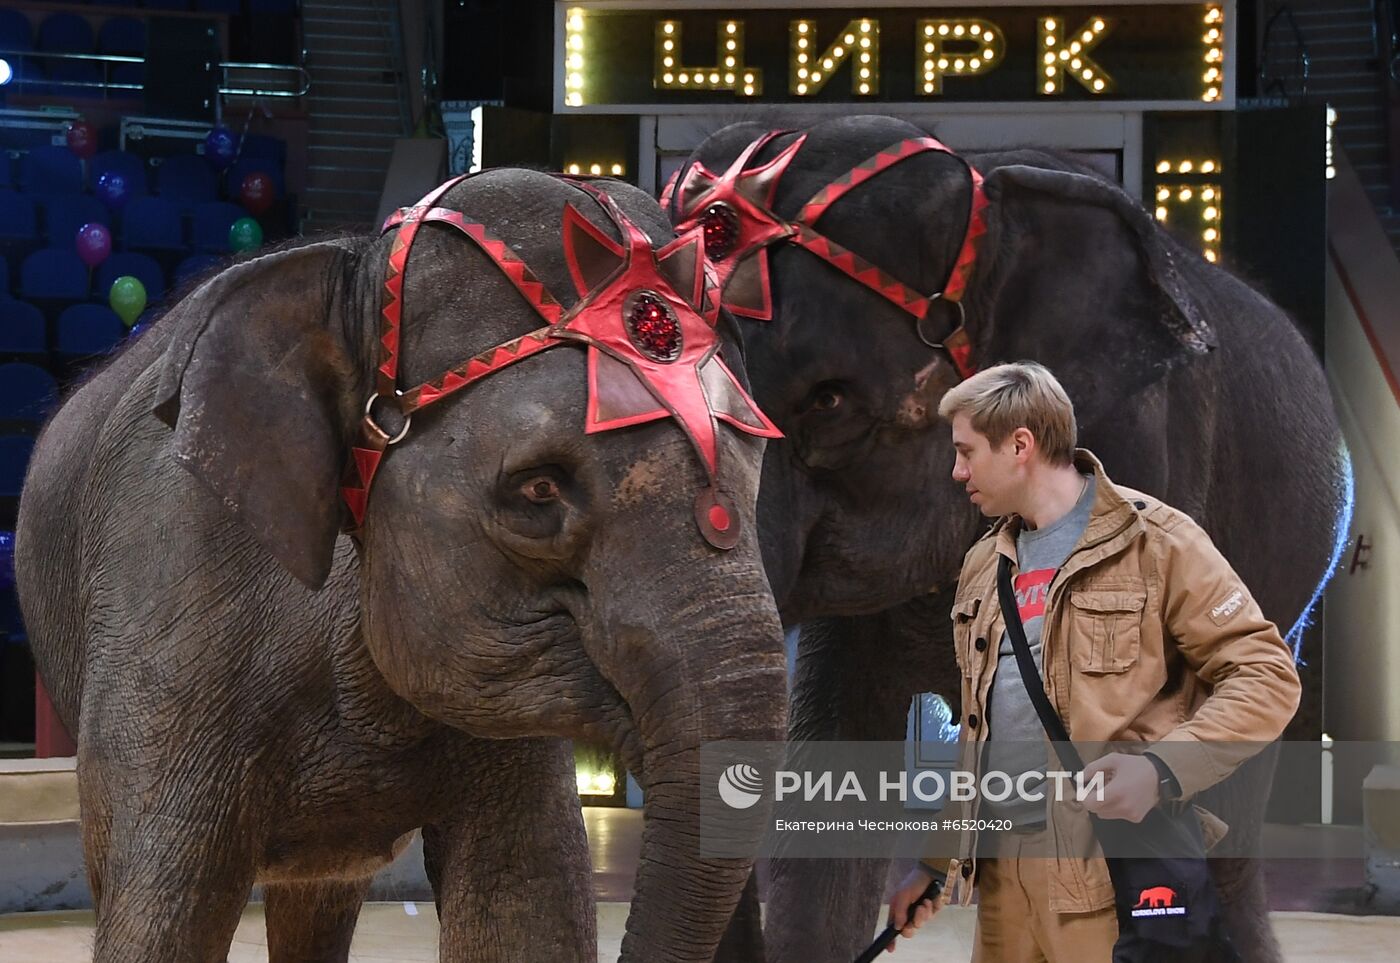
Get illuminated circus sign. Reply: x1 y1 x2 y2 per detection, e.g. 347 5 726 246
556 1 1233 111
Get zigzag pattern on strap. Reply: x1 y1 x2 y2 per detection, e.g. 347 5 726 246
791 225 930 318
377 175 471 394
797 137 952 227
420 210 566 325
943 167 988 303
400 327 562 413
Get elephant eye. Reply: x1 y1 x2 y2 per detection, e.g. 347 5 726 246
806 384 844 412
523 478 561 503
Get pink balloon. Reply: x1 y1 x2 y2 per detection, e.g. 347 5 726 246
75 222 112 268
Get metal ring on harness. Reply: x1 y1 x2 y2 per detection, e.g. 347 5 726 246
362 392 412 446
916 296 966 351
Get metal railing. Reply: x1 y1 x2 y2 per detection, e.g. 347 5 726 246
0 49 309 101
1258 2 1312 100
378 0 413 137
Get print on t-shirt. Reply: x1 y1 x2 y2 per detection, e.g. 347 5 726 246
1014 568 1055 621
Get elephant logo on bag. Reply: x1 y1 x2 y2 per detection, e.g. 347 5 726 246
1131 886 1187 917
718 764 764 810
1135 887 1177 908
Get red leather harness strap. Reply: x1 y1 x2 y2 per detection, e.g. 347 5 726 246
673 133 988 380
342 173 780 550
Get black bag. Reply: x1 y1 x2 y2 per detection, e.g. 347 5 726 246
996 555 1240 962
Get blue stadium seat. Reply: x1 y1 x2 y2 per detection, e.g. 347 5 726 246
97 16 146 95
20 248 88 300
97 17 146 55
0 299 46 357
0 436 36 498
227 157 284 198
121 195 184 251
0 10 34 52
57 302 125 357
19 147 83 195
97 251 165 302
191 201 244 253
43 193 108 245
0 362 58 423
0 192 39 244
91 150 148 195
0 153 12 190
157 154 217 207
173 252 222 288
37 13 95 54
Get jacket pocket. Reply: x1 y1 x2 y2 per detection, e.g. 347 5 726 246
1067 589 1145 673
952 596 981 676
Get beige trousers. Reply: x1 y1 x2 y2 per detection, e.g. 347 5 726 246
972 830 1119 963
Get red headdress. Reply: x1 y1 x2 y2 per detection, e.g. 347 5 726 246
341 174 780 549
669 130 988 380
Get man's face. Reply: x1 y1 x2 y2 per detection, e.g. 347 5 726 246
950 411 1024 518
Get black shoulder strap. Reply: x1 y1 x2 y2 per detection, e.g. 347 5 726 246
996 553 1085 773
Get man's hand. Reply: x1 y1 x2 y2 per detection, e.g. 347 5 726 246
885 866 942 953
1080 752 1161 822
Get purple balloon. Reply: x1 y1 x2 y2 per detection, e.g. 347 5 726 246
96 170 131 211
203 125 238 171
75 222 112 268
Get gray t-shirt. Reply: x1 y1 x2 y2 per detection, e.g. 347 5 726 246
982 473 1096 825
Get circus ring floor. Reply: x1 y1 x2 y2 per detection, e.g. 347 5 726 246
2 810 1398 961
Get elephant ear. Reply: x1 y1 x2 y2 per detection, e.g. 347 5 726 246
152 241 361 590
981 164 1216 354
975 164 1217 429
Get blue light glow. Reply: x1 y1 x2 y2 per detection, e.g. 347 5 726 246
1285 439 1355 662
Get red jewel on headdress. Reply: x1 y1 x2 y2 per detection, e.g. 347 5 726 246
700 203 740 260
625 291 682 363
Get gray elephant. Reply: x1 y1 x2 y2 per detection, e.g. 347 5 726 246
666 115 1351 962
16 170 789 963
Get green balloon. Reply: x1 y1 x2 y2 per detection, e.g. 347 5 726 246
108 275 147 327
229 216 263 252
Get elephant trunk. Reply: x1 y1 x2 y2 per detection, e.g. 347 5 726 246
588 564 787 962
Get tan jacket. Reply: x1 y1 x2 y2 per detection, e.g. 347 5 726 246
928 450 1300 912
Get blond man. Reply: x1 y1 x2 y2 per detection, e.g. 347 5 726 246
886 362 1299 960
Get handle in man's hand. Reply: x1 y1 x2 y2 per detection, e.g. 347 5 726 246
852 875 945 963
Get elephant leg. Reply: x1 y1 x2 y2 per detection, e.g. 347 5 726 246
1212 858 1279 963
759 602 958 963
1198 744 1283 963
426 737 595 963
76 768 113 923
264 877 372 963
92 809 254 963
712 873 766 963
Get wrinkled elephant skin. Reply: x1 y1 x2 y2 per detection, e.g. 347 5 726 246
18 172 787 963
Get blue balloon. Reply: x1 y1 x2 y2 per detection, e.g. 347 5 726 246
95 170 130 211
128 322 148 339
203 125 237 171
